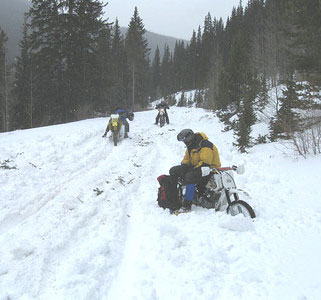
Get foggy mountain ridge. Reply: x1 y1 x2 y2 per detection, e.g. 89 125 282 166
0 0 187 63
119 27 188 60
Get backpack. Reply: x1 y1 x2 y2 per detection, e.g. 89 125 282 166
157 175 181 211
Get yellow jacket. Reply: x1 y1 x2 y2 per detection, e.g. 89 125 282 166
181 132 221 169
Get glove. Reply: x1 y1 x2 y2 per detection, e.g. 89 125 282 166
201 166 211 177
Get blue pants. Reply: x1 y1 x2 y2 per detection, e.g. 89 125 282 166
185 184 196 202
169 164 210 202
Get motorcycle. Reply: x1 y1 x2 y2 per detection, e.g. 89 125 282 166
177 165 256 218
109 114 124 146
158 108 166 127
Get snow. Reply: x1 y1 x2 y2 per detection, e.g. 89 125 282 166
1 106 321 300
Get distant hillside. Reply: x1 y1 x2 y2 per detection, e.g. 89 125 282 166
146 30 188 60
120 27 187 61
0 0 187 63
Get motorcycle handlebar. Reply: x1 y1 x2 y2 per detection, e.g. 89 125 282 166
217 167 232 172
213 165 245 174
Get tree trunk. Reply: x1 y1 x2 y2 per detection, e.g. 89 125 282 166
132 62 135 109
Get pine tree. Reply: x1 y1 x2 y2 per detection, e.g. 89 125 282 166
93 25 112 113
160 44 173 97
285 0 321 82
63 0 108 120
218 32 248 110
173 41 187 92
22 0 108 126
125 7 150 109
270 77 301 140
244 0 266 75
109 19 128 111
27 0 64 125
199 13 215 86
177 91 186 107
256 75 269 112
150 46 161 100
186 30 198 89
264 0 289 83
12 19 34 129
0 27 8 132
194 89 204 107
234 100 254 152
195 26 202 88
206 17 224 110
234 74 258 152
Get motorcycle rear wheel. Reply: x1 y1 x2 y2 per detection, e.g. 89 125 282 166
227 200 256 218
113 132 118 146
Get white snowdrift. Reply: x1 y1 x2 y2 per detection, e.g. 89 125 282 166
1 107 321 300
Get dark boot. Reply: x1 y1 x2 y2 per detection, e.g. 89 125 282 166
180 199 192 212
124 132 128 138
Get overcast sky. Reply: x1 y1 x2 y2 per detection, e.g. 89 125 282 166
103 0 241 40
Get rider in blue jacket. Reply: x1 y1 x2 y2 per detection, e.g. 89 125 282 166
102 109 134 138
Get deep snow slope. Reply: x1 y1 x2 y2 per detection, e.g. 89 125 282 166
1 107 321 300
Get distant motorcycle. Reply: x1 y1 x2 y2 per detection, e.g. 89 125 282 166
158 108 166 127
109 114 124 146
178 165 256 218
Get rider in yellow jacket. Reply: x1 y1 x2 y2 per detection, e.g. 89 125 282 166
181 132 221 169
170 129 221 211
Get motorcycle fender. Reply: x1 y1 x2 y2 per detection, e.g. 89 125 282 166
236 189 251 199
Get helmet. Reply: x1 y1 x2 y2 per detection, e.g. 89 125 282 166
127 112 134 121
177 129 195 145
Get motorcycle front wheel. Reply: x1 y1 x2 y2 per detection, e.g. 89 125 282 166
159 115 165 127
227 200 256 218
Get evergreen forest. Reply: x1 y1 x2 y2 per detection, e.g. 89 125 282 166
0 0 320 151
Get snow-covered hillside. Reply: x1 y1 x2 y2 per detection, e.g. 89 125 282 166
1 106 321 300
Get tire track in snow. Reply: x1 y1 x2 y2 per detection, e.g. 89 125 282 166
106 124 175 299
106 111 215 299
36 136 149 299
0 124 150 299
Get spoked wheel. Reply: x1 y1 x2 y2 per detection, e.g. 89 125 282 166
227 200 256 218
113 132 118 146
159 115 165 127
